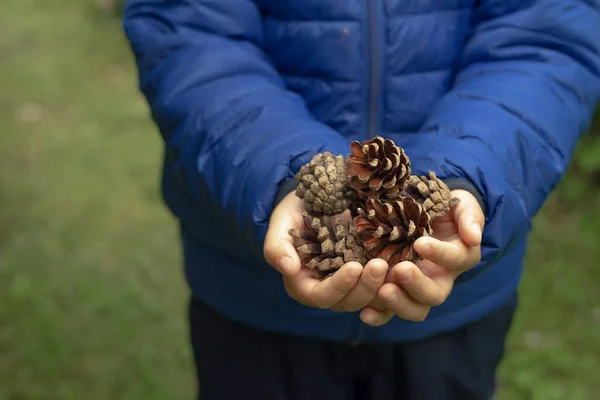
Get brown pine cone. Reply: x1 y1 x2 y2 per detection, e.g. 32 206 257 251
289 212 366 279
405 172 459 219
345 136 411 202
295 152 356 215
354 197 432 265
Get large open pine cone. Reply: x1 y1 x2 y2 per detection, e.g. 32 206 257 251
405 172 459 219
345 136 411 201
295 152 356 215
354 197 432 265
289 212 366 279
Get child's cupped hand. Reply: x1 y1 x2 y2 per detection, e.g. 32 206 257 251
359 189 485 326
264 192 389 312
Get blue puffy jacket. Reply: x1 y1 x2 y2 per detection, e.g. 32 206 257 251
123 0 600 343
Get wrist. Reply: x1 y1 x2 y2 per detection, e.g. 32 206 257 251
274 178 299 208
445 178 486 216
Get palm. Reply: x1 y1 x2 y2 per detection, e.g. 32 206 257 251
430 212 460 242
411 190 484 283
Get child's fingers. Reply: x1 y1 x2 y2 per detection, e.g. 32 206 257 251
451 190 485 247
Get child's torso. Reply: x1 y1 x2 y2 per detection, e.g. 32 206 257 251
256 0 477 139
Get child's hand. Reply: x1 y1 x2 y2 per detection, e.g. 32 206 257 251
359 189 484 326
264 192 388 311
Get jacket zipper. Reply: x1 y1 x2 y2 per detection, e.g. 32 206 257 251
351 0 383 346
368 0 382 139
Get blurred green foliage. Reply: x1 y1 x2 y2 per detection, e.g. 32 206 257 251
0 1 599 399
576 135 600 174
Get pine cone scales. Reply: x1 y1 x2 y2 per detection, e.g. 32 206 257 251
406 172 459 219
345 136 411 201
289 137 460 278
295 152 355 215
354 198 432 265
290 212 366 278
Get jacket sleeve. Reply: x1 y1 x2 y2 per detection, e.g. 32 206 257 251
400 0 600 281
122 0 349 255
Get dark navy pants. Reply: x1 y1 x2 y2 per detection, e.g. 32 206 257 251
189 294 517 400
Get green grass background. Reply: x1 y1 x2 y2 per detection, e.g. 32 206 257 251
1 1 599 399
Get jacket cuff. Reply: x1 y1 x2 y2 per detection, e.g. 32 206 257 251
445 178 487 216
274 178 299 208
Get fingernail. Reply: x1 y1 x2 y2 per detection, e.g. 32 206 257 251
418 237 433 251
348 266 363 280
362 315 375 325
361 311 376 325
278 257 293 275
371 266 387 280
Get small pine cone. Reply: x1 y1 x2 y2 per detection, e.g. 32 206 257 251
345 136 411 201
295 152 356 215
289 212 366 279
354 197 432 265
405 172 459 219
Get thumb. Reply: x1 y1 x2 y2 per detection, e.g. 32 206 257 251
263 194 303 277
451 189 485 247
